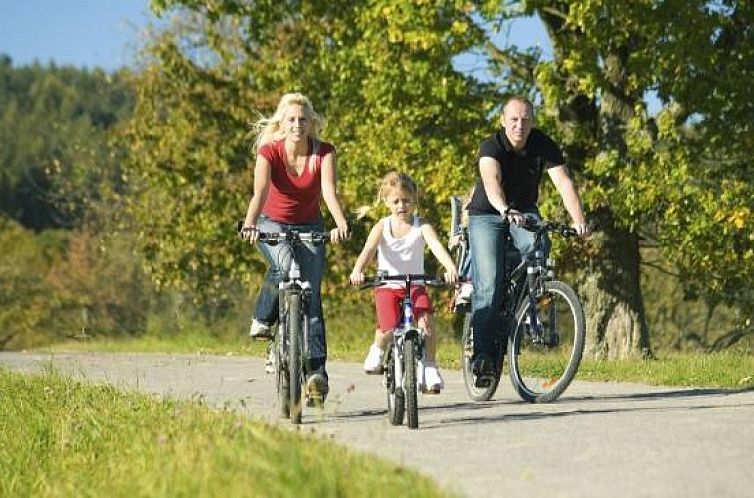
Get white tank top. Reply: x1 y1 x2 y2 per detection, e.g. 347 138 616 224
377 216 425 288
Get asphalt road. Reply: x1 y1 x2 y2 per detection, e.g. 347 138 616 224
2 351 752 498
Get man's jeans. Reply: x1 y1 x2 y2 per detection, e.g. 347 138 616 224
253 215 328 368
468 211 549 360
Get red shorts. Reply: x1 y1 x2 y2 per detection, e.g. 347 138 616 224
374 285 433 332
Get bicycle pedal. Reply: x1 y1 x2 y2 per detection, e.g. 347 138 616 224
364 367 384 375
422 386 441 394
305 394 325 408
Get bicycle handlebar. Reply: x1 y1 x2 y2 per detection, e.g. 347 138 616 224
520 217 578 237
236 220 330 244
358 273 450 290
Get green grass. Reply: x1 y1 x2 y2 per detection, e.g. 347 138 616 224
0 368 455 498
46 331 754 389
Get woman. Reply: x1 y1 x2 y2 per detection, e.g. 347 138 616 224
241 93 349 401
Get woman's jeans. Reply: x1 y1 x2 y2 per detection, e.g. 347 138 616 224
253 215 327 375
468 210 549 360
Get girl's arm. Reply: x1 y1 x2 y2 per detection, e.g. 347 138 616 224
320 150 350 243
242 154 272 245
421 222 459 284
349 220 384 285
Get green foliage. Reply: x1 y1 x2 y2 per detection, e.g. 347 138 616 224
0 54 133 230
1 368 455 497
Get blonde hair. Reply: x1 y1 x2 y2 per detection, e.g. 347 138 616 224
378 171 419 203
252 93 325 149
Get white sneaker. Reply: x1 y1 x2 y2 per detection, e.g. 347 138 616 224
363 344 384 374
249 319 273 340
264 342 275 374
421 362 444 393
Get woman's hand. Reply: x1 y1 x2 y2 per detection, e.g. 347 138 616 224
330 222 350 244
240 225 259 245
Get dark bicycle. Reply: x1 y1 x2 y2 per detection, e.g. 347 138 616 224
449 197 586 403
238 222 329 423
358 273 448 430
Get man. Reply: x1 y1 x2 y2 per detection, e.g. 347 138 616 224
466 95 589 383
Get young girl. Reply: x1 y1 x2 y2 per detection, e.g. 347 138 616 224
349 172 458 393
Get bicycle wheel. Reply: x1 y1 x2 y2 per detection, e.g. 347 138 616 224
385 345 404 426
461 312 501 401
288 293 304 423
508 280 585 403
275 320 290 419
404 334 419 429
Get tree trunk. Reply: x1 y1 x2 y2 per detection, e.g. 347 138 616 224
577 207 651 358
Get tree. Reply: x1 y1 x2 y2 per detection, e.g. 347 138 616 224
479 0 753 356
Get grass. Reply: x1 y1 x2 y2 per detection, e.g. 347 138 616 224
0 368 456 498
47 329 754 389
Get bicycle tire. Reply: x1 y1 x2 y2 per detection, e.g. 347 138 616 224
275 320 290 419
508 280 585 403
404 334 419 429
385 345 404 425
461 312 501 401
288 293 304 423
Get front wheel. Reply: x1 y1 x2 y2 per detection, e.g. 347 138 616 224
276 312 290 419
508 280 585 403
288 293 304 423
461 312 501 401
404 335 419 429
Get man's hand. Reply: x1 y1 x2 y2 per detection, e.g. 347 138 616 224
572 222 590 237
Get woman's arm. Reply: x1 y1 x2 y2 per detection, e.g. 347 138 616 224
421 223 459 284
241 154 272 245
320 150 350 243
349 220 384 285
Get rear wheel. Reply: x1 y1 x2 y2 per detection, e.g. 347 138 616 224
508 280 585 403
288 294 304 423
385 346 404 425
404 335 419 429
461 312 501 401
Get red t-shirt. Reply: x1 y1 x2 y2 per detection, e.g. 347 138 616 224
259 139 335 224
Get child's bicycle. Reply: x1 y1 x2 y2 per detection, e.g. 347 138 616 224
358 273 448 430
238 221 329 424
448 198 586 403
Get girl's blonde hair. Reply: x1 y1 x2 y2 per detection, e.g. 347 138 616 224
252 93 324 149
378 171 419 203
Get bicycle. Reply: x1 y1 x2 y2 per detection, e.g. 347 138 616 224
238 221 329 424
448 199 586 403
357 273 448 430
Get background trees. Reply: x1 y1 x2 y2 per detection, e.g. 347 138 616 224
1 1 751 354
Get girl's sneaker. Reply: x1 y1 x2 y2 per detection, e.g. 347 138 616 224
249 319 273 340
363 344 384 374
420 361 444 393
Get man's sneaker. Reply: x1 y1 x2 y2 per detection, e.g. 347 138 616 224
363 344 385 374
471 353 495 388
264 342 275 374
249 319 273 340
305 373 329 406
421 362 444 394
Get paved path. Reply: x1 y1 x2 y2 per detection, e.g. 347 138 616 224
2 351 753 498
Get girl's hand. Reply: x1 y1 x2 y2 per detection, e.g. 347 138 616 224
349 271 364 285
443 267 459 285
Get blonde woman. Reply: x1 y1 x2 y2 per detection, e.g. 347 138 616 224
241 93 349 401
349 172 458 393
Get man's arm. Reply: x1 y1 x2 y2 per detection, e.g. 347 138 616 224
479 156 524 223
548 165 590 236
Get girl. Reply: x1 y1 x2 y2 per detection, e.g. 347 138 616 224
349 172 458 393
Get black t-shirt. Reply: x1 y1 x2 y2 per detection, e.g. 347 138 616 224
467 128 564 215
